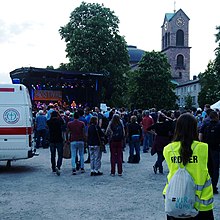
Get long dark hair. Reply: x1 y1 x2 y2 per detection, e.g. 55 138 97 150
111 114 121 127
89 116 98 125
173 113 199 165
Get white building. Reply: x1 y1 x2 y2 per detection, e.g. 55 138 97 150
175 76 201 108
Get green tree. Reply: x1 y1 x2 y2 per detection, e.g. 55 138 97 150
46 66 54 69
58 63 68 71
59 2 129 106
198 26 220 107
198 61 218 107
184 94 193 109
126 51 177 109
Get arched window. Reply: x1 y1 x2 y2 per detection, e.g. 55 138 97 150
176 54 185 70
162 36 164 49
176 30 184 46
176 54 184 67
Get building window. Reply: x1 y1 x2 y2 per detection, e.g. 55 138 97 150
165 33 168 47
176 54 184 69
192 96 195 105
179 72 182 78
168 32 170 46
176 30 184 46
194 84 196 91
181 97 184 106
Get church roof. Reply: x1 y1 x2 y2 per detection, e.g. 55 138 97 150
164 9 190 22
165 13 175 21
127 45 145 63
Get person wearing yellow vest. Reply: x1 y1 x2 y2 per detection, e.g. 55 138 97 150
163 113 214 220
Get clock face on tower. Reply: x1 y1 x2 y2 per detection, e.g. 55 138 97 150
176 17 185 27
164 21 168 31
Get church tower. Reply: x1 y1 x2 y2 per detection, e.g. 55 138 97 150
161 9 191 83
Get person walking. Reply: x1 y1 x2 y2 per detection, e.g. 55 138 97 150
163 113 214 220
199 110 220 194
47 111 64 176
35 110 47 149
106 114 125 176
67 112 86 175
87 116 105 176
148 112 173 174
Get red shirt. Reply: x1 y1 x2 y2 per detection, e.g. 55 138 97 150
141 116 154 133
67 119 85 142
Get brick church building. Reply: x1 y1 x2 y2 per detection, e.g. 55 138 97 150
161 9 190 84
161 9 201 108
128 8 201 108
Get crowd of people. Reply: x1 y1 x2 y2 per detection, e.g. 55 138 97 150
33 101 219 219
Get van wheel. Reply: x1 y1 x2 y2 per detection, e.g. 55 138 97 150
6 160 11 168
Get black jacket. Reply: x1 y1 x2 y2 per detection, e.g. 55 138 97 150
47 117 64 143
87 124 104 146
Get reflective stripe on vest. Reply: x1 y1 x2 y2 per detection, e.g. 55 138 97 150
195 178 213 206
196 178 212 191
196 196 214 206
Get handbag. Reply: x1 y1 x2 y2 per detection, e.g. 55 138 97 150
63 141 71 159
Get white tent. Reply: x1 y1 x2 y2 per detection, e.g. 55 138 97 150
211 100 220 110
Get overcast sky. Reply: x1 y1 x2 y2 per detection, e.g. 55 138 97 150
1 0 220 83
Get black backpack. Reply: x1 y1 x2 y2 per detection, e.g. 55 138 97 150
204 122 220 149
111 124 124 141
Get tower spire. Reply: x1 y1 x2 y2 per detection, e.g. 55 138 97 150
174 0 176 13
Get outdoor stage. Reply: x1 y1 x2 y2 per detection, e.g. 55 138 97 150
10 67 103 107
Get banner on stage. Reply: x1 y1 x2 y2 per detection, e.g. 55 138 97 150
34 90 62 101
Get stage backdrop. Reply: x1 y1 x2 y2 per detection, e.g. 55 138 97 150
34 90 62 101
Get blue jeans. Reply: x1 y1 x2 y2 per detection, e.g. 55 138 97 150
143 132 153 152
129 136 140 157
50 142 63 170
71 141 84 169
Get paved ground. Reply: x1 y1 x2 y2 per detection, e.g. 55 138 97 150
0 146 219 220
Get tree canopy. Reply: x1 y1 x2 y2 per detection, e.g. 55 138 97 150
59 2 129 106
198 26 220 107
126 51 177 110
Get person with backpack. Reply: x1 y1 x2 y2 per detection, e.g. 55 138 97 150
106 114 125 176
199 110 220 194
163 113 214 220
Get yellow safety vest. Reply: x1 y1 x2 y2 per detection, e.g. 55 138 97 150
163 141 214 211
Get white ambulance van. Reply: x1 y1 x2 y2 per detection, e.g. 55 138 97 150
0 84 35 166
